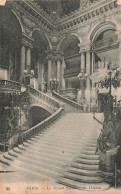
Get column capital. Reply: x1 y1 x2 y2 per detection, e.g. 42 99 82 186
21 33 34 49
46 50 63 62
78 41 92 53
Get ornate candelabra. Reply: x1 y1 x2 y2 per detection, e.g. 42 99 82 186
98 66 120 95
50 78 59 92
24 66 34 86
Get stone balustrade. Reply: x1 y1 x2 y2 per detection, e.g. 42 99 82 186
19 107 63 143
52 91 83 111
0 80 21 91
28 86 60 108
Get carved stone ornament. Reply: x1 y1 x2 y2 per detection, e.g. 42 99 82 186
21 34 33 48
21 14 35 29
116 15 121 26
80 0 89 8
78 41 92 52
78 23 92 39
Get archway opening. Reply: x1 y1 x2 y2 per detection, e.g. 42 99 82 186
31 31 48 90
60 35 80 89
29 106 51 127
0 7 22 81
93 29 118 70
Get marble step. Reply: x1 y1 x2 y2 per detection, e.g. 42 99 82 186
66 167 101 177
75 158 99 165
71 163 99 171
61 172 103 183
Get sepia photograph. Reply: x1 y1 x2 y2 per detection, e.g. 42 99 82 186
0 0 121 193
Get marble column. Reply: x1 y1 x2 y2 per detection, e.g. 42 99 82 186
119 43 121 70
26 47 31 68
57 59 61 90
86 51 91 89
9 51 12 80
116 31 121 70
20 46 25 83
47 59 52 91
81 51 85 72
60 58 65 89
40 63 44 92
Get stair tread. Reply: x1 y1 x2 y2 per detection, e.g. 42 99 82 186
71 163 99 170
57 178 110 191
62 172 102 182
66 167 100 176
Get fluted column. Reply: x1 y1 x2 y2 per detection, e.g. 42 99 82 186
20 45 25 83
47 59 52 91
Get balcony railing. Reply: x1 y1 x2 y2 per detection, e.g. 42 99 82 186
0 80 21 91
94 35 118 49
64 67 80 76
59 88 79 96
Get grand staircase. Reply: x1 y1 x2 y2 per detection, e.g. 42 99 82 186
0 104 110 191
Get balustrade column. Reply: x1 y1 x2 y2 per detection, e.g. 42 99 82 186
47 59 52 91
20 45 25 83
86 51 91 89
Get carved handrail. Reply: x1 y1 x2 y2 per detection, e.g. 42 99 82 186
0 80 21 91
28 86 60 108
19 107 63 142
52 91 83 111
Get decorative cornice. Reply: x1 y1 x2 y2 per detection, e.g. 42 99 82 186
55 0 117 33
7 0 54 33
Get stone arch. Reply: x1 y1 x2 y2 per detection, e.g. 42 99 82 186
57 33 80 89
57 33 80 51
30 28 52 49
29 103 53 114
90 21 119 71
58 33 80 58
90 22 117 43
11 10 24 33
29 105 51 127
